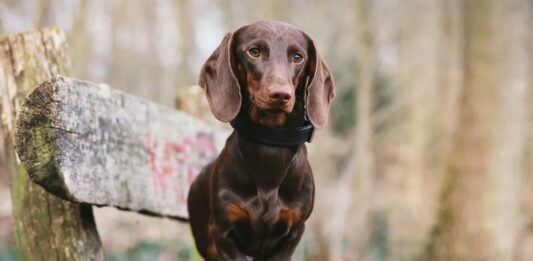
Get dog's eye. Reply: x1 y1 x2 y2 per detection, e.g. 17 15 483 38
248 47 261 58
292 53 304 64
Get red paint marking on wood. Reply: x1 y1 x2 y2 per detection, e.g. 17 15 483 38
145 133 165 192
195 133 216 157
144 131 217 200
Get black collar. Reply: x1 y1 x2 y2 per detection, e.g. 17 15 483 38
230 113 315 147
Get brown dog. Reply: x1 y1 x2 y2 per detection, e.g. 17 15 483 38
187 21 335 261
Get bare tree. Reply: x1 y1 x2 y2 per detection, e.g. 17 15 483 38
427 0 530 259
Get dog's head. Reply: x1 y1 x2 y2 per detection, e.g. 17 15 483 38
199 21 335 128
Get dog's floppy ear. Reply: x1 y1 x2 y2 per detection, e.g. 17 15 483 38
199 32 241 122
303 33 336 129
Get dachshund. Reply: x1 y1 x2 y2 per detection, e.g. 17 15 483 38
187 21 335 261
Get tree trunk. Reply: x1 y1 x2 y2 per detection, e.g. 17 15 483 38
426 0 530 260
176 0 195 87
389 1 442 258
0 28 104 260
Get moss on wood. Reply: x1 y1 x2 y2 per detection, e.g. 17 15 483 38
0 28 104 260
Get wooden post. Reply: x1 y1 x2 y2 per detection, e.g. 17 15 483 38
15 76 227 219
0 28 104 260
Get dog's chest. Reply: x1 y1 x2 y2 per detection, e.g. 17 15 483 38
233 189 294 256
241 147 300 188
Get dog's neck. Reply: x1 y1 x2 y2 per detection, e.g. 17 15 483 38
231 132 306 191
228 93 308 189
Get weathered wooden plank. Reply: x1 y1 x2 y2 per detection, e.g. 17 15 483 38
0 28 104 260
15 75 226 220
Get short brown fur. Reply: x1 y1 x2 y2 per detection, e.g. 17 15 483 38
188 21 335 261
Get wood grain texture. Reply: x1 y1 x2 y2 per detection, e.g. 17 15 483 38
0 28 104 261
16 76 227 220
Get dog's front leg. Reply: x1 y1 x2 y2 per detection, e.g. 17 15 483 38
254 224 305 261
211 224 248 261
211 191 249 261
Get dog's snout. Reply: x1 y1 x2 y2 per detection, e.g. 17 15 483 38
268 85 292 103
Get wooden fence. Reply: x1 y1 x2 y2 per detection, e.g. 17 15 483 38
1 28 224 260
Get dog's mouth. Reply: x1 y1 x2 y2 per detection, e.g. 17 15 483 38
263 108 285 115
247 103 291 128
249 96 293 114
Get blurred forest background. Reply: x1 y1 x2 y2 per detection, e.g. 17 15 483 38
0 0 532 260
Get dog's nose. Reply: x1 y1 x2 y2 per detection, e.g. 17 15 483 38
268 85 292 103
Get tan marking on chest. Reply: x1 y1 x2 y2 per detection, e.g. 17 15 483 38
226 202 250 223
